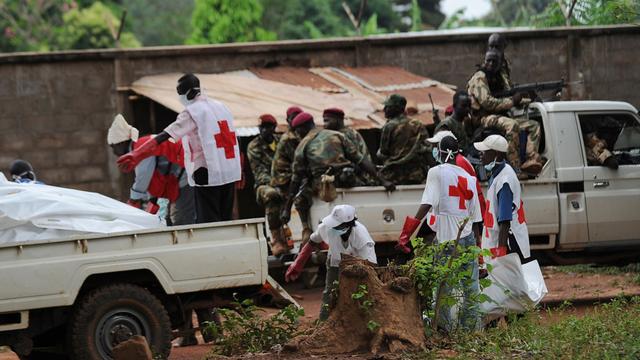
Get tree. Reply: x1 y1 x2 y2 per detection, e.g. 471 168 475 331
123 0 195 46
0 0 71 52
534 0 640 27
55 2 140 50
188 0 276 44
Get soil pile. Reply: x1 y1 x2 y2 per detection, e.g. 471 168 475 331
286 256 425 355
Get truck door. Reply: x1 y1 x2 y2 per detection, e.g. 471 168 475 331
578 112 640 245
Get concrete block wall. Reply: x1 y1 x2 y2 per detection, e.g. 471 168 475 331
0 60 116 195
0 25 638 199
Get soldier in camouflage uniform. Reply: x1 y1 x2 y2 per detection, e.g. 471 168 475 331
322 107 377 186
488 33 512 90
434 90 473 154
580 119 619 169
281 112 395 227
467 50 544 175
247 114 291 256
270 106 315 244
377 94 431 184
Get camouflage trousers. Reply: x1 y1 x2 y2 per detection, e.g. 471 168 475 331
584 133 613 165
276 183 313 230
256 185 284 230
481 115 541 169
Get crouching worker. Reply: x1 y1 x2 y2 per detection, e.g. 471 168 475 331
285 205 377 321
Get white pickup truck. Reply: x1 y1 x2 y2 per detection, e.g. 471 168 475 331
301 101 640 263
0 219 268 359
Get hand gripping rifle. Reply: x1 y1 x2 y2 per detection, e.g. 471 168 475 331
429 93 441 125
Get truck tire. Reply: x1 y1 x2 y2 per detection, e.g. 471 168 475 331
67 283 172 360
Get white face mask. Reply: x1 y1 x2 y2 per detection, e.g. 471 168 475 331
484 159 497 172
329 227 350 237
178 94 190 107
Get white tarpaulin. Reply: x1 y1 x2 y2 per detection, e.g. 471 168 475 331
480 253 548 323
0 174 164 244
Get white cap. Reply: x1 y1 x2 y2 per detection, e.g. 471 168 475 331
322 204 356 228
107 114 139 145
427 130 457 144
473 134 508 153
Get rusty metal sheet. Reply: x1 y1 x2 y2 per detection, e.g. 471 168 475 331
249 66 344 93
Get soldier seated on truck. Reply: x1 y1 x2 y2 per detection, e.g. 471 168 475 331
280 112 395 228
467 50 544 178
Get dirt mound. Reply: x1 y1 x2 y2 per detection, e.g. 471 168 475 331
286 256 425 355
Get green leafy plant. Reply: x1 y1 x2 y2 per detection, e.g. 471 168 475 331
404 219 493 335
204 295 304 356
351 284 378 331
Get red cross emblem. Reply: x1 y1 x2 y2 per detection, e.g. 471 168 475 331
484 200 494 237
517 200 526 224
213 120 237 159
429 214 436 226
448 176 474 210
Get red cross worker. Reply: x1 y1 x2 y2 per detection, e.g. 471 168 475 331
117 73 241 223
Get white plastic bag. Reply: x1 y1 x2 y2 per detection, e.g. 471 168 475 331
0 181 164 244
480 253 548 323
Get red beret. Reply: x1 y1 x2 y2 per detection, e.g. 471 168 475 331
323 107 345 118
445 105 454 116
286 106 303 118
291 112 314 128
259 114 277 125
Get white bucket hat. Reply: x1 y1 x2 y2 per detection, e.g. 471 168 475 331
107 114 139 145
322 204 356 228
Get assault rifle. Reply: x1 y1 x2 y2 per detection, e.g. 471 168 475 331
428 93 441 125
494 79 573 101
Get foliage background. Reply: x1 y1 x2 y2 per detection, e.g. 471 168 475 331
0 0 638 52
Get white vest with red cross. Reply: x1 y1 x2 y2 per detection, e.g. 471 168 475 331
184 98 241 187
482 164 530 258
427 164 479 242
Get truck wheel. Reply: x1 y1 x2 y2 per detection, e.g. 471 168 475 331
67 283 172 360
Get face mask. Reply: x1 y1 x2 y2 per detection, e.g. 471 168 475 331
178 94 190 107
484 159 497 172
329 227 349 237
432 148 440 163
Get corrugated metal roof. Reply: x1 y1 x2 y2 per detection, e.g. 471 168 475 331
130 66 456 134
131 73 375 130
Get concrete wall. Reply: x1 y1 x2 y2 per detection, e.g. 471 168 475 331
0 25 638 198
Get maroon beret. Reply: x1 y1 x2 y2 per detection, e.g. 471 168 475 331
259 114 277 125
323 107 345 118
286 106 303 118
291 112 314 128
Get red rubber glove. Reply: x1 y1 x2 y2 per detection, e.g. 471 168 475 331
285 242 314 282
396 216 421 254
490 246 508 258
127 199 142 209
117 137 160 173
145 202 159 214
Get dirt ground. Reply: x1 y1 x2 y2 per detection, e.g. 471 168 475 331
168 266 640 360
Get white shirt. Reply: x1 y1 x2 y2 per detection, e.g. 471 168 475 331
310 221 377 267
420 164 482 243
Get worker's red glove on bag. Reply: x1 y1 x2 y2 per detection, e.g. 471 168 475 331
285 242 314 282
396 216 421 254
127 199 142 209
490 246 508 258
145 202 160 214
117 137 160 173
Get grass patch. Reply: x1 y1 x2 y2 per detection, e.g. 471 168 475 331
551 263 640 276
415 297 640 359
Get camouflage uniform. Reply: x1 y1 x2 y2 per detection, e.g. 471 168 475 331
467 70 542 170
584 133 614 166
292 128 365 191
377 115 430 184
338 126 377 185
247 134 282 230
270 128 313 237
434 115 472 153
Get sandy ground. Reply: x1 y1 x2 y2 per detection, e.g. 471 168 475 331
168 266 640 360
